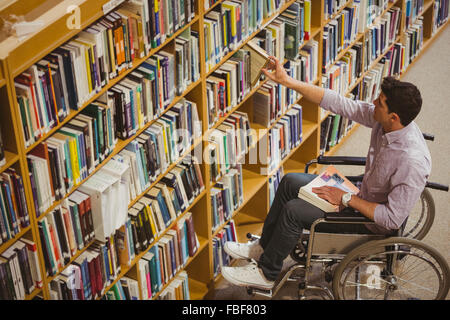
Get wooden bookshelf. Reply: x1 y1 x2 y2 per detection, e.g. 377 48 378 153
0 0 448 301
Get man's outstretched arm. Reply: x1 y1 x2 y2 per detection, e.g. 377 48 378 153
262 56 376 128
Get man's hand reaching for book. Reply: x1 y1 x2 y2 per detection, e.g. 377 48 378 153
312 186 346 207
261 56 290 86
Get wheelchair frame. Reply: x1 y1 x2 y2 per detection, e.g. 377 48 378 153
244 133 449 299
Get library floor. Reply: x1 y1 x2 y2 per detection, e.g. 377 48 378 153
205 25 450 300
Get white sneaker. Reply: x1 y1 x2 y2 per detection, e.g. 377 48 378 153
222 261 275 290
224 239 263 261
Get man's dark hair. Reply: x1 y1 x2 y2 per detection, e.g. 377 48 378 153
380 76 422 127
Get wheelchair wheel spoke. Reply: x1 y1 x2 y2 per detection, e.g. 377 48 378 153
333 238 449 300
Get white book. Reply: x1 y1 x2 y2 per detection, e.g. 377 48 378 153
77 176 112 242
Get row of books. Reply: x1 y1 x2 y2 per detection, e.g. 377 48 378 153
0 169 30 244
0 239 42 300
268 166 285 206
213 220 237 278
27 102 117 217
433 0 450 30
138 212 198 299
211 164 244 231
281 0 312 59
266 104 303 173
319 85 359 155
206 51 252 127
103 277 139 300
175 28 201 95
324 0 351 20
47 209 198 300
14 0 196 148
363 6 402 70
126 165 204 261
38 192 95 277
381 30 423 80
405 0 425 30
27 94 200 219
403 17 424 67
157 270 190 300
322 0 361 73
114 101 201 199
322 42 363 95
106 46 198 141
252 19 285 62
48 238 123 300
207 112 255 181
358 0 391 33
84 149 203 245
203 0 287 72
252 80 287 128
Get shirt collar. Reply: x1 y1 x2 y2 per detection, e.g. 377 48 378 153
382 121 414 145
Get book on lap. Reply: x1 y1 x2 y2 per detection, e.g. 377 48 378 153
297 165 360 212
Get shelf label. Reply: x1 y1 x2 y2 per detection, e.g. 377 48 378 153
102 0 125 15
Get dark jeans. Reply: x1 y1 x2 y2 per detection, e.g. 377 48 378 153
258 172 372 281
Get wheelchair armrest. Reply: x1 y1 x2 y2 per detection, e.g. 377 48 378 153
305 156 367 173
317 155 366 166
325 208 373 223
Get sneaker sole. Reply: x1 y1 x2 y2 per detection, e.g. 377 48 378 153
221 267 274 291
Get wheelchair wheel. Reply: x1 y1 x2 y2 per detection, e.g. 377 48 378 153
403 188 435 240
332 237 450 300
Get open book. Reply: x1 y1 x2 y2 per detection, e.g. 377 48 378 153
298 165 360 212
242 40 270 87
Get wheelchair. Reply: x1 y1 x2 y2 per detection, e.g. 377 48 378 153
245 133 450 300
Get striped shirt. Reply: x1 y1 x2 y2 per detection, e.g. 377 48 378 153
320 89 432 234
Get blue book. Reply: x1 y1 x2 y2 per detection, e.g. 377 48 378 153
1 181 18 235
148 187 171 227
149 246 162 292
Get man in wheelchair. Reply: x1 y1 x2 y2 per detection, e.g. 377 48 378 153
222 56 432 291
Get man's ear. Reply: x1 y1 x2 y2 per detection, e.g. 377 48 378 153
390 112 401 123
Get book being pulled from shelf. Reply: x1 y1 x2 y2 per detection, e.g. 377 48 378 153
0 238 43 300
0 169 31 244
213 220 237 278
297 165 360 212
